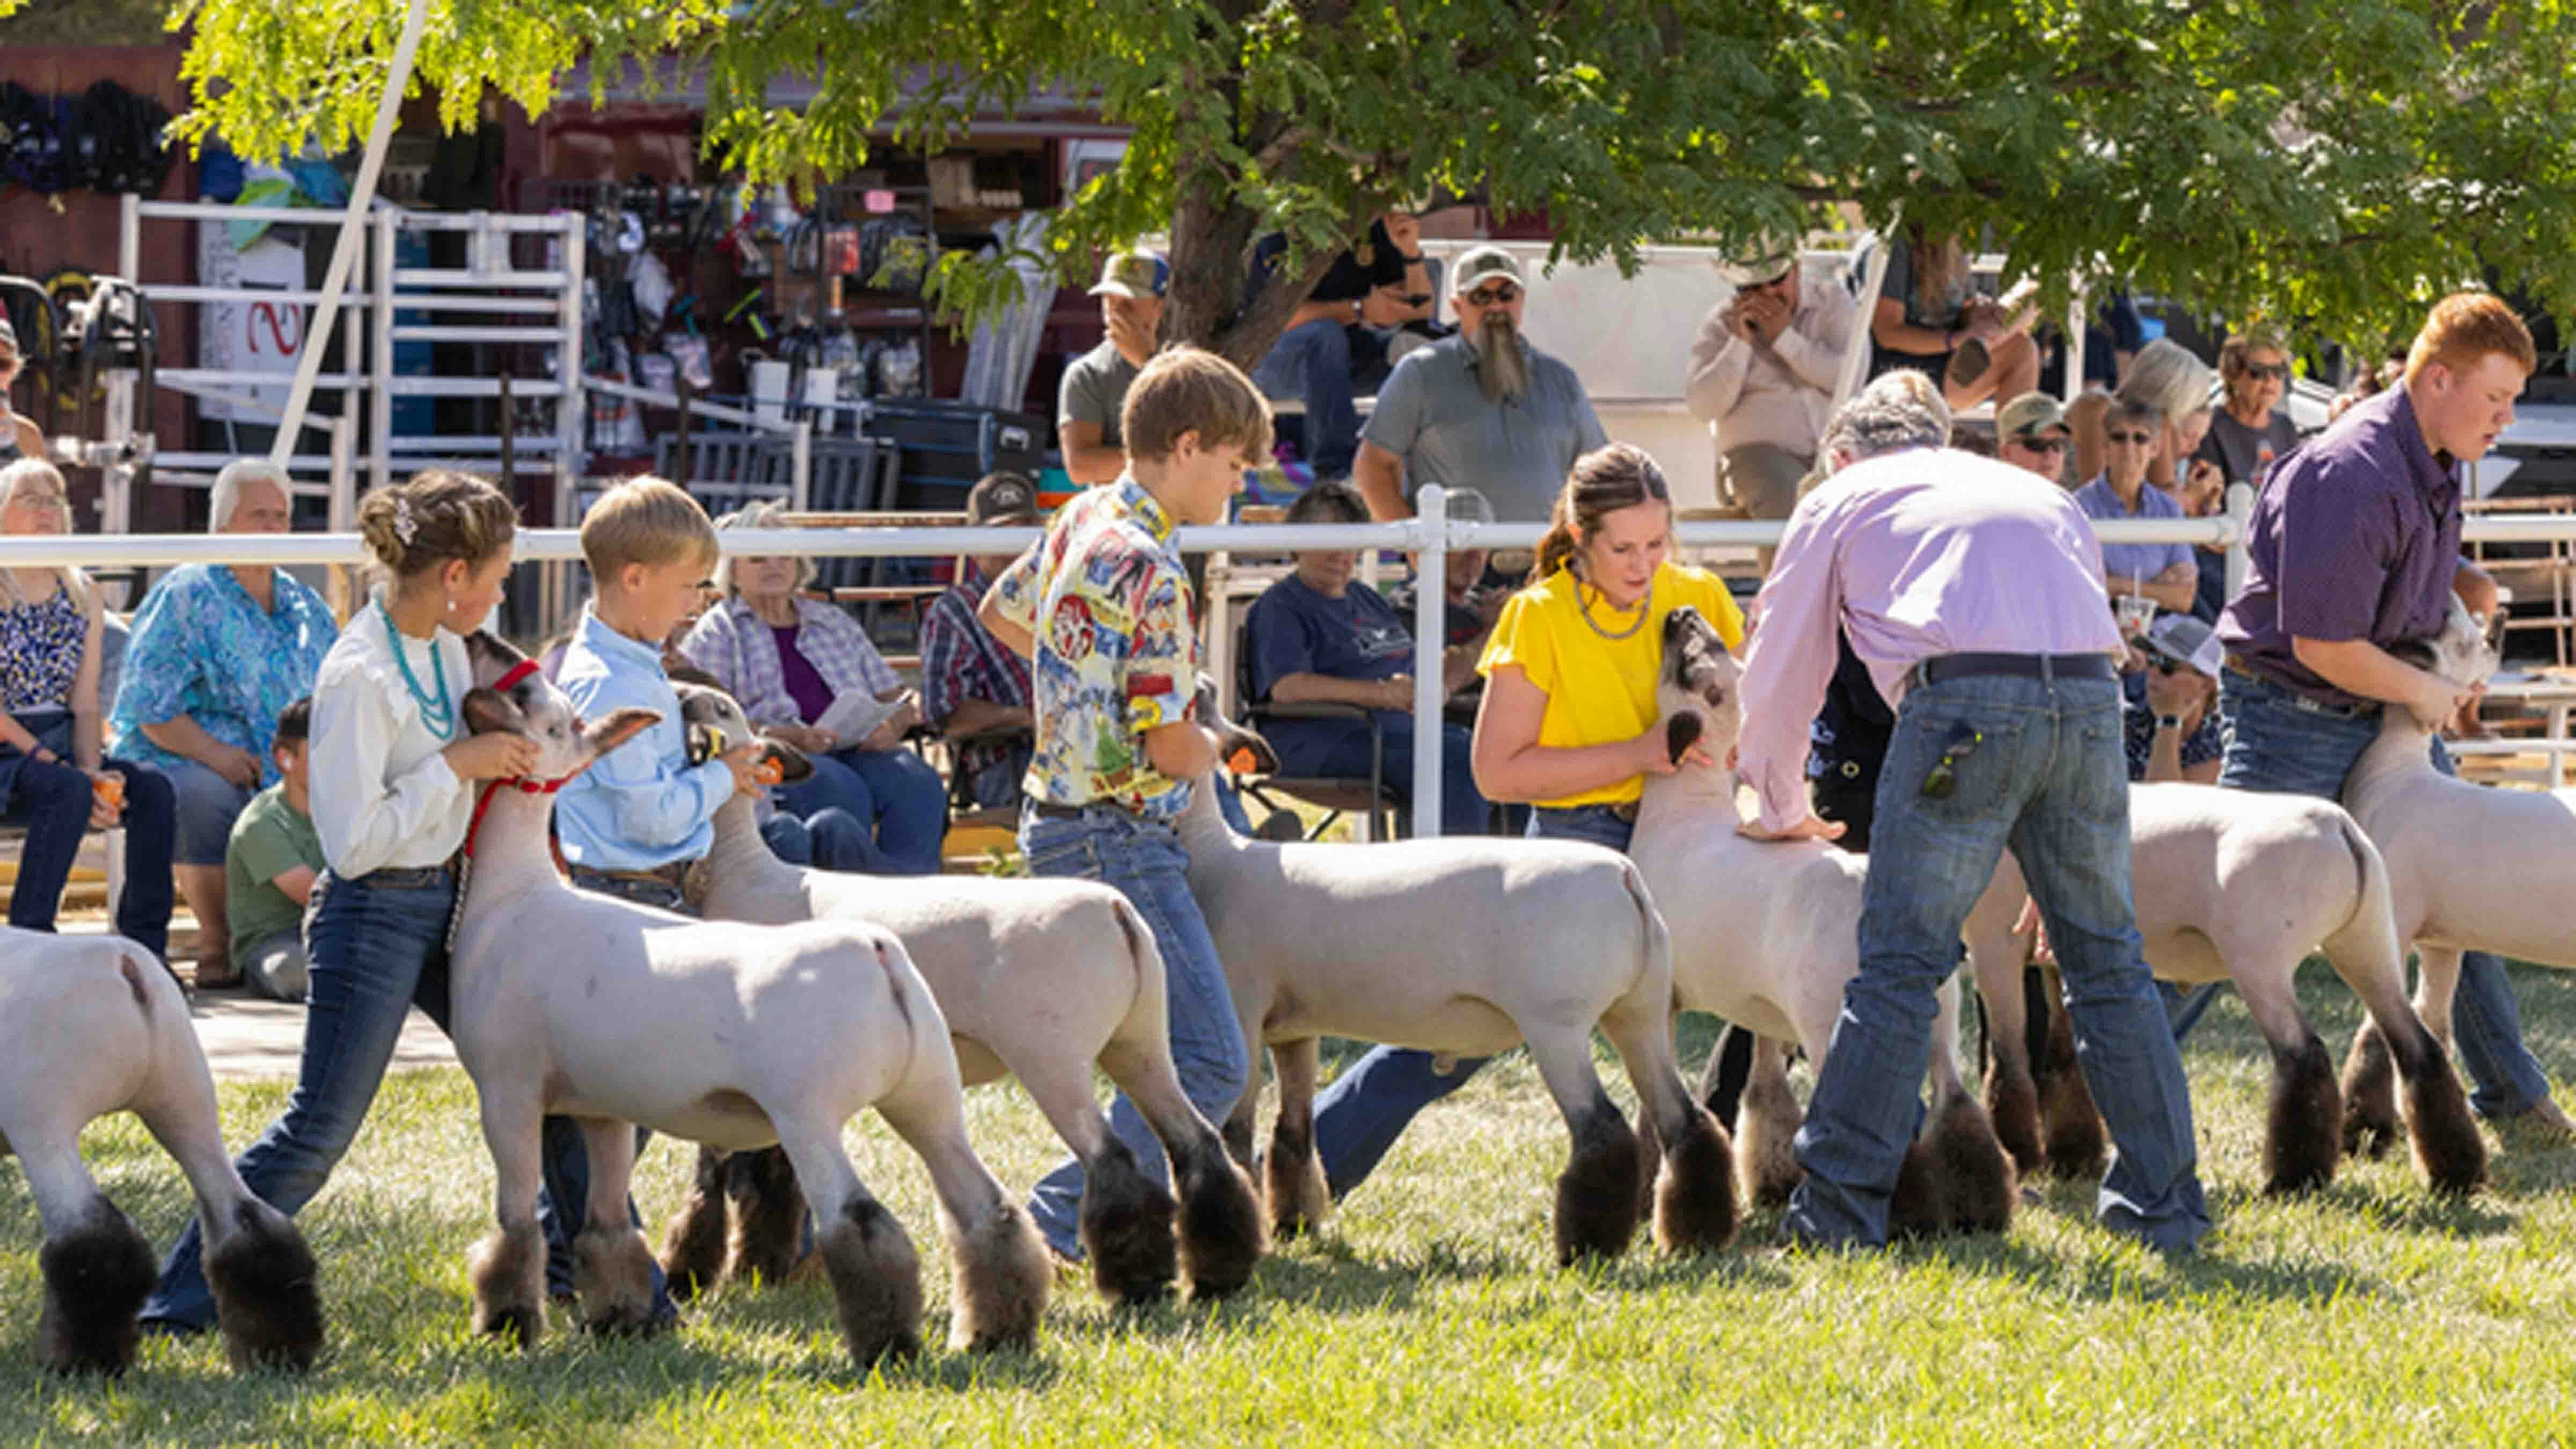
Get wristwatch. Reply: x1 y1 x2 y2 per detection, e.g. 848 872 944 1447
2155 714 2184 731
1350 298 1365 325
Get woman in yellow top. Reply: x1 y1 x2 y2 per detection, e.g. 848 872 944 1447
1309 442 1747 1199
1475 443 1746 850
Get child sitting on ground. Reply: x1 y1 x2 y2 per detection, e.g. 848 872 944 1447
221 696 324 1002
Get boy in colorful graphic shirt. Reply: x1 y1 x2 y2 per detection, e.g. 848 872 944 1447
980 346 1271 1261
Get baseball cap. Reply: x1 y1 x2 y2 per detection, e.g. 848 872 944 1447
1089 251 1167 299
967 471 1043 526
2142 613 2222 680
1996 391 2068 440
1451 245 1524 296
1443 487 1496 527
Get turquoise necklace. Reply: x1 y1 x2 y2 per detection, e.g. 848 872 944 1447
379 600 456 740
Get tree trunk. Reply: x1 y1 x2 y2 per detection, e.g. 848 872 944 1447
1164 160 1380 372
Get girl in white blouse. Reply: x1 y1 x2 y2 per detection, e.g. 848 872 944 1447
139 472 667 1333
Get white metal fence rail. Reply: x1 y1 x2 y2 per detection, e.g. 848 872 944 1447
28 486 2574 839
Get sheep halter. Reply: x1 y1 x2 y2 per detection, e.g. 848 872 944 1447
446 657 573 954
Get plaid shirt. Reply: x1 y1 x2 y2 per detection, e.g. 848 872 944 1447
989 477 1197 819
679 594 899 730
922 561 1033 789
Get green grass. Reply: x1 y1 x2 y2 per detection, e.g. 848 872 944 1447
11 965 2576 1444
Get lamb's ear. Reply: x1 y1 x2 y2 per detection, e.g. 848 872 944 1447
583 707 662 758
1665 711 1704 767
464 630 530 687
462 686 529 737
758 736 815 783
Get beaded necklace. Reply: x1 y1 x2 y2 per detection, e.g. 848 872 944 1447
379 600 456 740
1574 570 1654 642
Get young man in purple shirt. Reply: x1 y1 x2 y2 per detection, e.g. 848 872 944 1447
2215 291 2574 1139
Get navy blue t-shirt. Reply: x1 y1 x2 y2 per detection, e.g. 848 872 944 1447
1246 572 1413 699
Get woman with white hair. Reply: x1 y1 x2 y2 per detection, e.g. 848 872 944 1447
2071 336 2224 499
679 501 948 874
106 457 336 988
0 459 176 956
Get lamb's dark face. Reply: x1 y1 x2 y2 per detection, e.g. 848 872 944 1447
674 681 814 783
1656 606 1742 767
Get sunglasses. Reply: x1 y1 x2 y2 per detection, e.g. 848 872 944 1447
2014 434 2069 455
2241 362 2290 382
1465 283 1522 307
2105 429 2156 447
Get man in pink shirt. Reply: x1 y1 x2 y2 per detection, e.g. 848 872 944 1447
1737 372 2209 1254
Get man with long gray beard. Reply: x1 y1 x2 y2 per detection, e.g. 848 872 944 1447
1353 245 1607 523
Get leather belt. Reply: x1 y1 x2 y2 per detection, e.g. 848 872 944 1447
1031 800 1110 822
573 861 689 889
2221 654 2376 719
1907 652 2117 691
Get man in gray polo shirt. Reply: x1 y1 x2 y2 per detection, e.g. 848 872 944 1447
1058 250 1166 484
1352 245 1607 522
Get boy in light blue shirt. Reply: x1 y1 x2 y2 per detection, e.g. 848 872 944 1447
554 478 759 910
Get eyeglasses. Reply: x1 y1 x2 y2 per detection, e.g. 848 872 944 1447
2242 362 2290 382
1465 283 1521 307
2105 429 2156 447
2014 435 2069 455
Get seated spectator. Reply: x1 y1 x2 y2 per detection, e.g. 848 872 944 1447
1684 240 1860 523
107 457 337 987
682 502 947 875
2126 613 2226 785
1353 247 1607 524
0 319 41 462
2075 397 2201 615
1865 224 2040 410
1249 211 1436 481
1243 481 1488 836
923 472 1041 810
0 459 174 958
1387 487 1504 657
222 697 323 1001
2200 330 2301 487
2072 336 2221 493
1995 391 2073 482
1059 251 1167 485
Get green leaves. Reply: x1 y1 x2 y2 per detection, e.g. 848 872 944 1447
170 0 2576 357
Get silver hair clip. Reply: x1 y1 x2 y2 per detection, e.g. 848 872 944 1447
394 495 419 546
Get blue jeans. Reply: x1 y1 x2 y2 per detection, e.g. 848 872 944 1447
2 715 174 958
162 755 254 867
1788 672 2208 1252
762 807 874 870
1251 317 1367 479
1019 803 1250 1256
2214 669 2549 1118
1308 801 1629 1195
141 865 671 1329
776 747 948 875
1263 712 1488 837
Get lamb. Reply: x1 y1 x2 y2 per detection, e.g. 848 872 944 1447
2339 596 2576 1146
447 634 1049 1369
1631 606 2015 1234
1182 702 1737 1264
0 927 321 1374
667 684 1264 1305
1958 782 2486 1197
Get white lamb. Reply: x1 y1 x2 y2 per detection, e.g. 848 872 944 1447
0 928 321 1374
